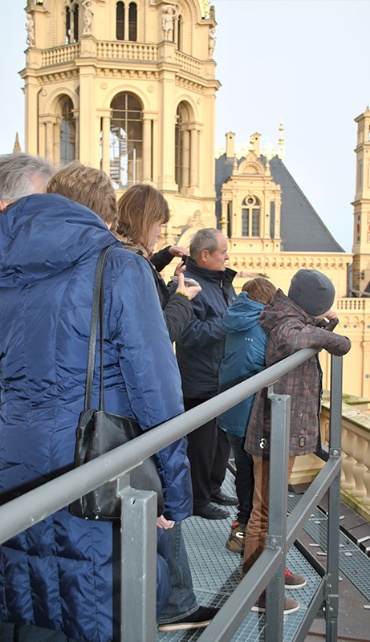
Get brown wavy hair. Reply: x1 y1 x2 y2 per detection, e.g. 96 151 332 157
242 277 276 305
117 184 170 248
47 161 118 230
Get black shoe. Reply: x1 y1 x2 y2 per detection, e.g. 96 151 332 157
211 491 238 506
193 502 229 519
158 606 219 631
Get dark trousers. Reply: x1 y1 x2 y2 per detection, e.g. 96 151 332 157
227 433 254 525
184 397 231 509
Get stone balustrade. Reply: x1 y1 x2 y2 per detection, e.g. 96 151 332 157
40 41 202 73
42 43 80 66
320 394 370 522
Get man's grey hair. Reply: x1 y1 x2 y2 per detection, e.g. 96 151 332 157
0 153 55 203
190 228 222 261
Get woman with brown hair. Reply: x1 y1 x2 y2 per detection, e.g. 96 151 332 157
118 185 219 632
117 183 201 343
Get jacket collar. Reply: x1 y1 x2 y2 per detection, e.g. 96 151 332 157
186 257 236 285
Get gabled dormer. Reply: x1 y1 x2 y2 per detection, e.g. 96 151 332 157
220 133 282 253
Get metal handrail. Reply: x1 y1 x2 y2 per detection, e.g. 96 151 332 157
0 346 341 642
0 347 316 543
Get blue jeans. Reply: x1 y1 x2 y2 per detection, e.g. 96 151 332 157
227 433 254 525
157 521 198 623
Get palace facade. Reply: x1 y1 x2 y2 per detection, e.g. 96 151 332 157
20 0 370 398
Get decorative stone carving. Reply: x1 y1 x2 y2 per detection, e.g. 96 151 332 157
81 0 94 35
162 5 177 41
26 13 35 48
208 27 216 58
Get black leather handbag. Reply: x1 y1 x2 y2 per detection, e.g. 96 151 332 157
69 246 164 520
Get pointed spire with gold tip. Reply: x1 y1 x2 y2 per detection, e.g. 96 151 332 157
13 133 21 153
278 119 285 160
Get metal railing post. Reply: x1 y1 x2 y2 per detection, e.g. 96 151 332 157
325 355 343 642
118 476 158 642
265 391 291 642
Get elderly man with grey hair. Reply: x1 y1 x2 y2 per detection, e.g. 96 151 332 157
175 227 238 519
0 152 55 210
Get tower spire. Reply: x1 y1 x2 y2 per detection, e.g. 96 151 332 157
278 119 284 160
13 133 21 153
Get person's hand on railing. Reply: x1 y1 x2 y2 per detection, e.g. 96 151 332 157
157 515 175 529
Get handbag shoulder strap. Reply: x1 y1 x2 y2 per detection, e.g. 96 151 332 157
84 245 115 410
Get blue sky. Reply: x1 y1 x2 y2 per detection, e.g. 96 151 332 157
2 0 370 252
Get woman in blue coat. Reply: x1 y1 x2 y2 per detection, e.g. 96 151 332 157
0 154 192 641
217 278 276 554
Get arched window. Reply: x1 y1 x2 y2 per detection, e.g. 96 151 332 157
66 2 79 43
175 102 190 191
66 7 71 43
60 98 76 163
116 2 124 40
241 196 260 237
110 93 142 188
128 2 137 41
73 4 79 42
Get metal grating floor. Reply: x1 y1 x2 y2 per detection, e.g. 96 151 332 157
156 471 325 642
287 492 370 602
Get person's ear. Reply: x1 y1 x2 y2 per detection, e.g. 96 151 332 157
200 248 209 263
0 199 10 212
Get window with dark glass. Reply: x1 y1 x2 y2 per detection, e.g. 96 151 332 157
241 196 260 237
60 98 75 163
116 2 124 40
110 93 142 188
175 103 190 190
270 201 275 239
66 3 79 43
73 4 79 42
177 15 182 50
128 2 137 41
66 7 71 43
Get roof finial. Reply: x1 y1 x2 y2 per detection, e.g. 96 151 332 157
13 132 21 153
278 119 284 160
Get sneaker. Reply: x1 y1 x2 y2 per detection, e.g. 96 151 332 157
285 569 306 590
226 521 246 553
157 606 218 632
251 592 300 615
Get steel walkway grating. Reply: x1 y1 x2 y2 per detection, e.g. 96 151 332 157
156 471 323 641
287 492 370 602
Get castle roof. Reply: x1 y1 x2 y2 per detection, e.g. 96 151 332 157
215 154 344 253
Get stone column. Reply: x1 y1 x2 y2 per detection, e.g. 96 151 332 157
101 115 111 175
45 120 54 162
142 116 152 182
181 128 190 188
190 127 198 187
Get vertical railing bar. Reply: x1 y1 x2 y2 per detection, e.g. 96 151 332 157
118 477 157 642
265 392 291 642
325 355 342 642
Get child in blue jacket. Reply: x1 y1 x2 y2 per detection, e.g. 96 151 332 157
218 278 276 553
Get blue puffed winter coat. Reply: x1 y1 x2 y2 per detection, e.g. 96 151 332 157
217 292 267 437
0 194 192 642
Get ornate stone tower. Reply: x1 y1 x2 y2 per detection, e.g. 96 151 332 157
219 132 282 255
21 0 219 239
352 108 370 295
